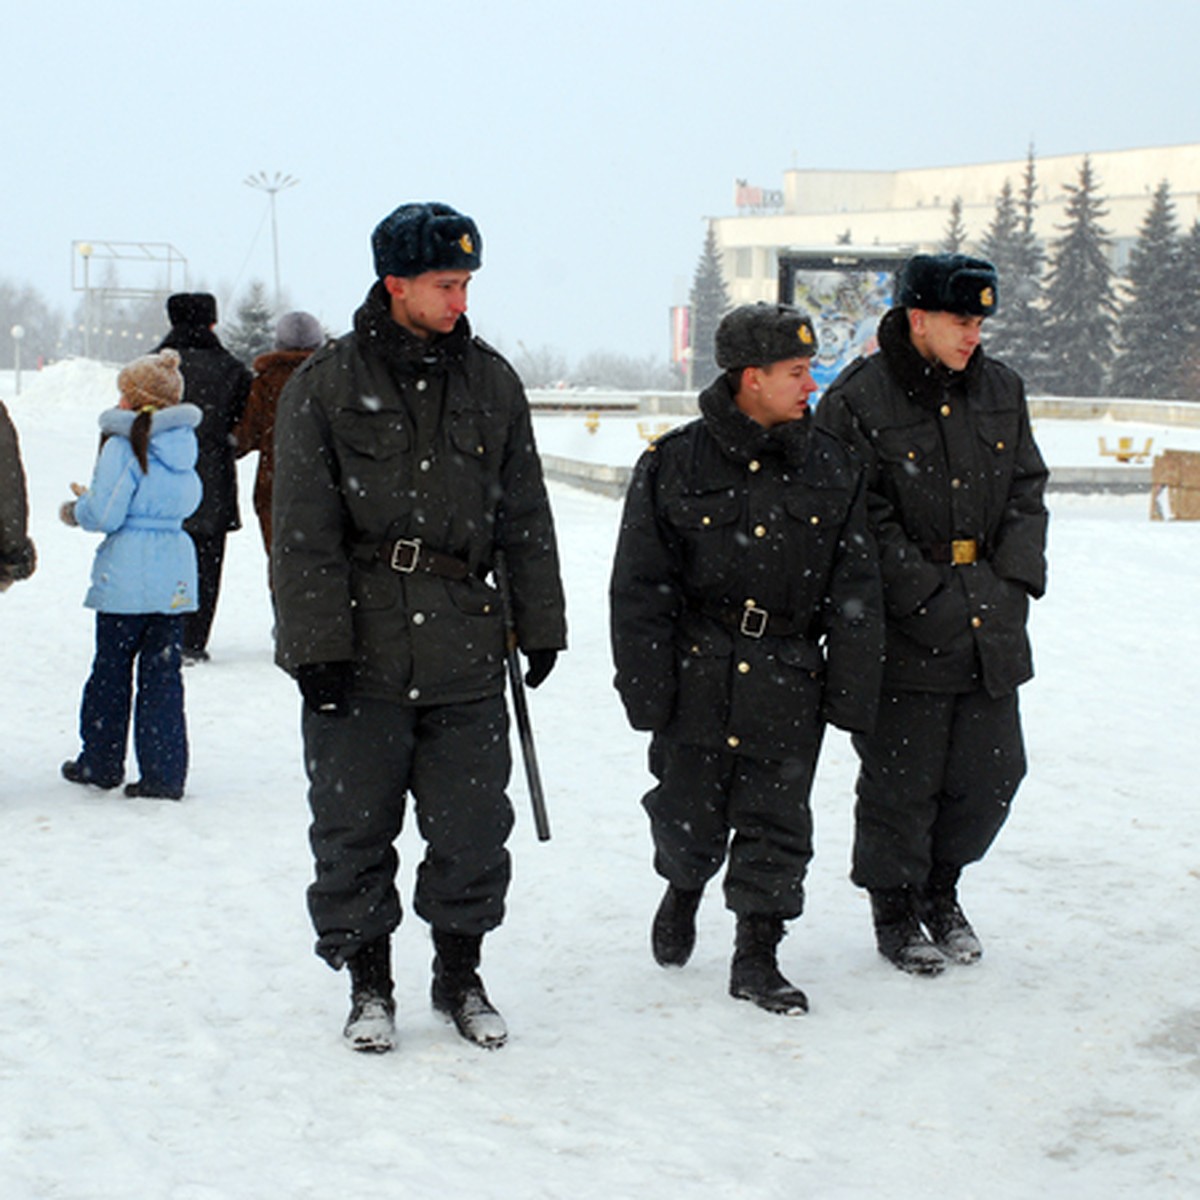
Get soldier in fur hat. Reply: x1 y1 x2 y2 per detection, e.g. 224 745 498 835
813 253 1048 976
610 302 883 1015
272 202 566 1054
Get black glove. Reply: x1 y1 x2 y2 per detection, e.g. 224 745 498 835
523 648 558 689
297 661 354 717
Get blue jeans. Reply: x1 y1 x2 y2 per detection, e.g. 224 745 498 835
75 613 188 792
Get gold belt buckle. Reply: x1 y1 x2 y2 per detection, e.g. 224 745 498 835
951 538 978 565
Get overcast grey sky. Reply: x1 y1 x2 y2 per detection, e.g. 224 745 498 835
5 0 1197 362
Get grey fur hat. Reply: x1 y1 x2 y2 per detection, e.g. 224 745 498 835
274 311 324 351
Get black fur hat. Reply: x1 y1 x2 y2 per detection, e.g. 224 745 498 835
371 202 482 279
166 292 218 328
898 254 998 316
715 303 819 370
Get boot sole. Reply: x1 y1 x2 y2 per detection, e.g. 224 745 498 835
730 985 809 1016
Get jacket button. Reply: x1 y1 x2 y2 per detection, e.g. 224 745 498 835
810 515 820 525
737 661 750 674
971 616 982 628
996 441 1006 450
907 450 917 461
951 478 961 489
701 515 712 526
940 404 951 416
748 460 761 473
408 687 421 700
412 612 426 625
754 524 766 538
727 735 740 748
416 379 428 391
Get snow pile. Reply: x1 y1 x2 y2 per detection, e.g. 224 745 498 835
1 367 1198 1198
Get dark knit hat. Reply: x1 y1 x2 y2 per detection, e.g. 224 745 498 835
715 303 819 371
274 310 324 351
898 254 998 316
118 348 185 410
371 202 482 279
166 292 218 328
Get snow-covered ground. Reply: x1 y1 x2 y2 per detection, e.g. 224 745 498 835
2 361 1198 1199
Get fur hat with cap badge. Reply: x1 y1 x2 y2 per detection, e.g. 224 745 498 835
371 202 482 279
898 254 999 316
715 303 819 371
117 348 185 411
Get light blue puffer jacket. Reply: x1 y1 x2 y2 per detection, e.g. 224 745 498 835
73 404 203 614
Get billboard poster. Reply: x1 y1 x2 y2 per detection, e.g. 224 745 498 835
778 251 911 401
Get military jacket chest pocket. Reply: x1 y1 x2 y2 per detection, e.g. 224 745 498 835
873 420 939 470
974 410 1019 466
783 487 847 536
447 410 490 464
329 408 411 507
330 408 410 460
662 489 741 534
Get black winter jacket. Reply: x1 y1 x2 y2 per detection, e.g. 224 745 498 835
610 375 883 762
272 283 566 706
0 401 35 585
813 308 1048 698
157 325 252 536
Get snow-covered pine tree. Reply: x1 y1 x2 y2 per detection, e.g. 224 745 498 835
1042 157 1119 396
1110 181 1184 398
940 197 967 253
979 181 1023 368
223 281 275 366
688 225 731 388
1174 220 1200 399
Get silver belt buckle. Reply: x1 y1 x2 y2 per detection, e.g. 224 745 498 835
390 538 421 573
740 605 768 638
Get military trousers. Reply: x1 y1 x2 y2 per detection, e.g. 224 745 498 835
643 734 818 920
302 693 514 967
850 687 1026 890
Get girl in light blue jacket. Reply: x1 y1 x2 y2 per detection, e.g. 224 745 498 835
60 349 202 799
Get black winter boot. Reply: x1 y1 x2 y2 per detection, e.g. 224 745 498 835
915 864 982 964
431 930 507 1049
343 934 396 1053
729 914 809 1015
651 884 704 967
869 887 947 976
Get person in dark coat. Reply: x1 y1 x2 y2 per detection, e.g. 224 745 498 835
610 303 884 1016
813 253 1048 976
272 202 567 1054
156 292 252 662
0 399 36 592
233 310 324 577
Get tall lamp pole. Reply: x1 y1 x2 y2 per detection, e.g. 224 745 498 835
11 325 24 395
244 170 298 311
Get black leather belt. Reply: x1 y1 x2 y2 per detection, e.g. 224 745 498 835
925 538 981 566
355 537 472 581
695 601 806 639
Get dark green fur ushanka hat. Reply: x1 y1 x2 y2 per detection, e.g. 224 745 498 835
715 303 819 370
898 253 998 316
371 202 482 278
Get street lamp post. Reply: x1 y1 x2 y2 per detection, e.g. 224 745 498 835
11 324 24 395
244 170 298 311
78 242 93 358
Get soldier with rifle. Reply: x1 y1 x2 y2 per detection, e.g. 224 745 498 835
272 201 566 1054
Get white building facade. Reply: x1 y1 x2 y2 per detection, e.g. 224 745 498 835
712 144 1200 307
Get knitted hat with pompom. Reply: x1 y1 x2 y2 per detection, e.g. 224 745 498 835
117 348 185 411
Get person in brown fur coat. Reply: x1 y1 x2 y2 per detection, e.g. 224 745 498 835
234 311 325 577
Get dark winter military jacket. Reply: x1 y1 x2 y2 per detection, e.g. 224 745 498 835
610 374 883 763
157 325 252 537
272 282 567 707
813 307 1048 698
0 400 36 585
